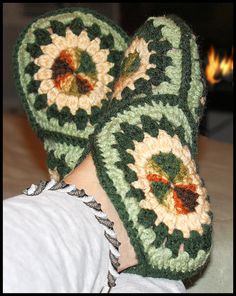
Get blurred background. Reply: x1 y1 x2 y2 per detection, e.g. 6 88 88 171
3 2 233 143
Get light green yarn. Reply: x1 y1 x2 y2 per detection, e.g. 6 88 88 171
98 102 193 147
187 36 204 122
148 244 209 273
139 228 157 250
29 11 127 51
96 103 192 257
152 48 182 96
151 16 181 48
151 17 182 96
124 197 141 224
44 139 84 169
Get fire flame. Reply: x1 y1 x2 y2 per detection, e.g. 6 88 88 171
205 46 233 85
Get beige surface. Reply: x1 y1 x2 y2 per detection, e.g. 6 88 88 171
3 112 233 292
3 113 48 198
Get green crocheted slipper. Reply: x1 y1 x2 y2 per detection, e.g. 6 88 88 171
13 7 129 180
91 15 212 280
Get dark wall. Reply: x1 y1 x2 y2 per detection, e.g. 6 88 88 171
121 3 233 52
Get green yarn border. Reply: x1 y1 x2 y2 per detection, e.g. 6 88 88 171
25 13 127 125
12 7 129 179
90 123 212 280
12 6 129 148
93 94 196 157
167 14 207 129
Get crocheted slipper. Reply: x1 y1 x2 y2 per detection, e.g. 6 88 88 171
91 15 212 280
13 7 129 180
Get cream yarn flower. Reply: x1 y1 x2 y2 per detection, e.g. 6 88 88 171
127 130 211 238
33 28 114 115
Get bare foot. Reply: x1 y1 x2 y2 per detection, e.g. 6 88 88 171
64 153 138 272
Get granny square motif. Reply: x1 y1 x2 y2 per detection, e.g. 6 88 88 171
13 7 129 180
91 15 212 280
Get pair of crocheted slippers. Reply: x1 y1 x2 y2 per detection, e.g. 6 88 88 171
14 7 212 281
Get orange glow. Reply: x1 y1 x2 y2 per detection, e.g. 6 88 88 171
205 46 233 85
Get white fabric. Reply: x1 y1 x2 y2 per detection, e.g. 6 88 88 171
112 273 186 293
3 191 110 293
3 190 186 293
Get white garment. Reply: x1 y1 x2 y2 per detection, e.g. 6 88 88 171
112 274 186 293
3 189 186 293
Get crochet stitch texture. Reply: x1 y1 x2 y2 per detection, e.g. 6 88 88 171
14 9 212 281
13 7 129 180
90 15 212 280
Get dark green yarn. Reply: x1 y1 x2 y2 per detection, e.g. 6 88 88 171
167 14 206 129
90 123 212 280
77 51 97 74
57 155 71 177
46 103 58 121
151 182 170 202
134 78 152 95
124 256 210 280
90 137 148 276
138 209 157 228
58 107 74 127
153 222 169 248
87 23 101 39
159 115 176 137
107 50 124 78
107 50 124 63
100 33 114 49
123 166 138 183
50 20 66 36
90 106 101 125
91 98 211 277
38 128 88 148
152 152 182 182
34 94 47 110
114 160 126 171
13 6 129 183
116 146 135 164
120 122 144 142
89 14 211 281
141 115 159 137
147 68 171 86
175 126 187 145
148 40 172 53
135 20 163 42
74 108 89 130
47 150 58 169
113 131 135 150
27 80 40 94
25 62 40 75
126 186 145 202
93 94 195 157
47 151 71 178
69 17 84 35
149 54 172 70
34 29 51 45
165 229 184 258
120 86 133 100
184 224 212 259
200 224 212 253
26 43 43 58
183 231 202 259
108 66 117 78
